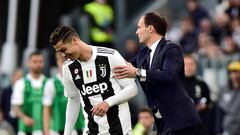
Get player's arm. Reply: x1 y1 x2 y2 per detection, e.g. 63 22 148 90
105 78 137 107
64 95 81 135
11 79 34 126
62 63 81 135
13 106 35 126
105 51 138 106
43 80 55 135
91 51 138 116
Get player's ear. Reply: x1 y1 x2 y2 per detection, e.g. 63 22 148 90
71 37 78 45
71 36 77 42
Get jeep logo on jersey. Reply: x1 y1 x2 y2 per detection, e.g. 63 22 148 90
99 65 107 77
81 82 108 96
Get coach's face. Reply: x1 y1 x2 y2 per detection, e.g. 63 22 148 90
54 37 80 61
136 16 151 45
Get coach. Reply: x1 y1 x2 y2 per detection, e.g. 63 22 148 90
114 12 205 135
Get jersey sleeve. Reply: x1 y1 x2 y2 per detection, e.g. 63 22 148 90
62 62 80 98
43 79 56 106
11 79 25 105
105 50 138 107
111 50 136 85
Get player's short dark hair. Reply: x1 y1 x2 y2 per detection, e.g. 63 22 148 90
29 51 43 59
139 107 153 116
50 25 79 46
143 12 167 36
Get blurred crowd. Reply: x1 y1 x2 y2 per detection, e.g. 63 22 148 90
0 0 240 135
167 0 240 135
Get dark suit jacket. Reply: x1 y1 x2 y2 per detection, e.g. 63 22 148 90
131 37 201 130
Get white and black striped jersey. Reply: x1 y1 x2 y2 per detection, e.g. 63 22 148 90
62 46 137 135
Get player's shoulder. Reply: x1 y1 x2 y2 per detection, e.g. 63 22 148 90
62 59 75 70
13 77 25 92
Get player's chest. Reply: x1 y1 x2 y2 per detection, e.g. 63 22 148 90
70 62 112 84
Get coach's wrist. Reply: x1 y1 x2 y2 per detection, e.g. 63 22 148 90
136 68 141 77
136 69 147 81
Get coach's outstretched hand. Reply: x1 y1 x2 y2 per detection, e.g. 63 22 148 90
91 101 110 117
114 61 137 79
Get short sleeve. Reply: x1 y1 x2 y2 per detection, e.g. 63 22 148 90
43 79 56 106
62 63 80 97
11 79 25 105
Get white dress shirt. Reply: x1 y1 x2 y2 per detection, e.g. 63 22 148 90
149 39 160 68
140 39 161 78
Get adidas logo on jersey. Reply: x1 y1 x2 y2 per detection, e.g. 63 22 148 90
75 75 81 80
81 82 108 96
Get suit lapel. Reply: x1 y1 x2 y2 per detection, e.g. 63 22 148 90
138 47 149 68
150 37 167 69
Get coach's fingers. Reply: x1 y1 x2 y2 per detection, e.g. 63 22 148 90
113 66 128 74
116 69 129 76
114 65 126 69
114 67 127 74
115 68 129 77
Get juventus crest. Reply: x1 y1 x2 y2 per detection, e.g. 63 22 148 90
99 64 107 77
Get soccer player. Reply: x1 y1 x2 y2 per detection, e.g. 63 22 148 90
43 52 85 135
11 51 47 135
49 25 138 135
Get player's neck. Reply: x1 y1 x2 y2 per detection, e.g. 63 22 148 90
30 72 41 79
58 68 62 77
78 44 92 61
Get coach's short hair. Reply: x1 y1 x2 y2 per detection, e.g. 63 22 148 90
50 25 79 46
143 12 167 36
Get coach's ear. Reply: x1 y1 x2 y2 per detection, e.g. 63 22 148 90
148 25 154 33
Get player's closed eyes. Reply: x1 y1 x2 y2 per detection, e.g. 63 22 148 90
59 48 66 53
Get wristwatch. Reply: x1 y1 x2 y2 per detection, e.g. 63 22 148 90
136 68 142 77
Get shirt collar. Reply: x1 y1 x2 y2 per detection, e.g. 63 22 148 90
149 39 160 53
27 73 45 81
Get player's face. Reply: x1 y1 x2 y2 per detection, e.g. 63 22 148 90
28 55 44 74
136 16 151 45
54 38 79 61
